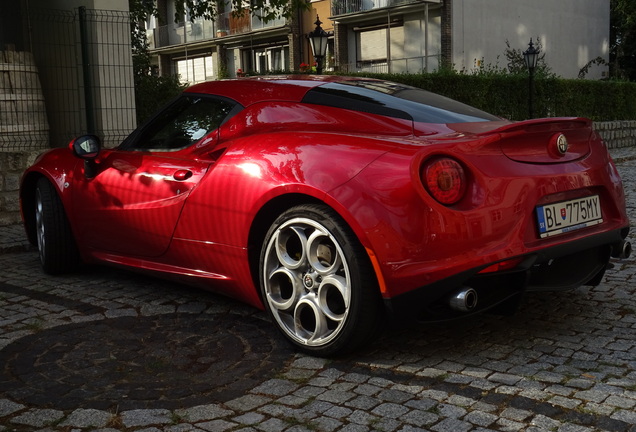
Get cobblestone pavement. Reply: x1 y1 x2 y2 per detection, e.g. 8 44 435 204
1 147 635 432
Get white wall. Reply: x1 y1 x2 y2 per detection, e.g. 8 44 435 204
452 0 609 79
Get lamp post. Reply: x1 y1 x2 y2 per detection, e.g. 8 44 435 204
523 38 539 118
308 15 329 75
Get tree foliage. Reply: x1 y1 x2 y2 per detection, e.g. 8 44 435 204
610 0 636 80
174 0 308 23
129 0 184 124
503 38 553 77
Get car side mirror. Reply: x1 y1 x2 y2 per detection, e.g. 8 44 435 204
70 135 101 178
71 135 101 159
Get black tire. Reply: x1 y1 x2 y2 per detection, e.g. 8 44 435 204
34 177 80 274
259 204 383 356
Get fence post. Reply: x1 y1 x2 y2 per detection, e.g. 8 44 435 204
78 6 95 134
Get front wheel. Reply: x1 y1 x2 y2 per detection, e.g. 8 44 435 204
259 204 383 356
35 177 80 274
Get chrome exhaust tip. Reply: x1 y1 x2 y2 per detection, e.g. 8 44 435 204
611 240 632 259
449 287 478 312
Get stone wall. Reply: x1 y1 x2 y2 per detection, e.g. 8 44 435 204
0 151 40 225
593 120 636 150
0 121 634 226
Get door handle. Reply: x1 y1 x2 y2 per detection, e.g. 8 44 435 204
173 170 193 181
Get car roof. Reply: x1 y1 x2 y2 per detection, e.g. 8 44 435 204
184 75 373 107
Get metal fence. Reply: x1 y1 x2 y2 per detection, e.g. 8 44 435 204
1 7 136 152
148 9 286 49
340 55 441 74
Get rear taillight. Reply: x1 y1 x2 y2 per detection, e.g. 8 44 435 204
422 157 467 205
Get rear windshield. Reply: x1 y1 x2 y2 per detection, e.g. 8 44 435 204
302 80 500 124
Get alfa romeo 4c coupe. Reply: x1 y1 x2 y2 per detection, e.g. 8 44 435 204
20 76 631 356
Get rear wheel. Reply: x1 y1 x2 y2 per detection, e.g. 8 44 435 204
259 204 383 356
35 177 79 274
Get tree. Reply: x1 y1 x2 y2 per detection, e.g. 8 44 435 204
504 38 553 77
128 0 308 123
610 0 636 80
129 0 184 124
173 0 308 24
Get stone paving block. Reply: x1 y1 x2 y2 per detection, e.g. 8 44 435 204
443 373 473 384
0 398 24 416
605 394 636 409
163 425 200 432
419 389 449 401
462 410 498 427
292 385 326 399
436 403 467 419
341 372 370 383
324 405 353 420
120 409 172 428
312 416 343 431
174 404 234 422
196 419 238 431
316 389 356 404
276 394 311 407
224 395 271 412
232 412 265 425
610 408 636 424
251 378 299 396
370 402 409 419
303 400 335 414
345 395 381 410
549 395 583 409
376 388 413 403
402 409 439 427
500 407 532 421
374 417 402 431
337 424 371 432
282 367 317 381
59 408 113 428
353 383 382 396
10 408 64 428
495 417 527 432
307 376 336 387
430 417 472 432
366 376 393 387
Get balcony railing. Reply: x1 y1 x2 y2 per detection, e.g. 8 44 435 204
331 0 423 16
147 11 286 49
341 55 440 74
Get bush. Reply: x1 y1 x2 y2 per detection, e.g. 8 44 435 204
134 74 186 125
344 71 636 121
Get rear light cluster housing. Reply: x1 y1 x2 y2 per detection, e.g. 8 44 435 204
421 157 467 205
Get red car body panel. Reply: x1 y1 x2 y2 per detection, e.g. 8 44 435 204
20 76 630 318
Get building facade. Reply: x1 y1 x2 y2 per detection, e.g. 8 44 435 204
147 0 609 81
147 0 334 82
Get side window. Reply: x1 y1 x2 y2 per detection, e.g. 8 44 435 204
123 95 238 151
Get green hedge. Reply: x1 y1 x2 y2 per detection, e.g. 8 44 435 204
346 72 636 122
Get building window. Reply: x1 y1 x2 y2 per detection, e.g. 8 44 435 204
176 55 214 84
243 45 289 73
355 25 404 73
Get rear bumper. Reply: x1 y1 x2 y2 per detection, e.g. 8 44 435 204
383 226 630 325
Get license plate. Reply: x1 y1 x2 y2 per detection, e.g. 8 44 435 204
536 195 603 238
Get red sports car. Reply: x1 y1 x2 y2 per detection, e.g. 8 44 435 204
20 76 631 356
